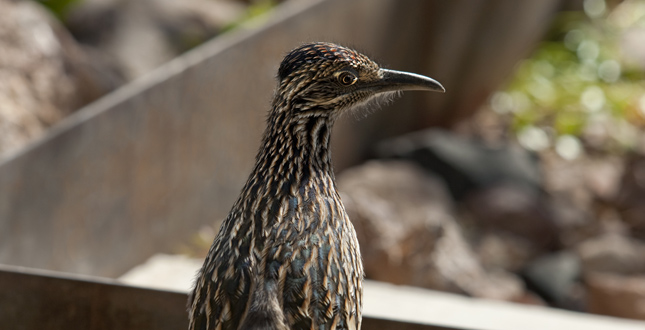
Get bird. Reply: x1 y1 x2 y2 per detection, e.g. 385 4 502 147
188 42 444 330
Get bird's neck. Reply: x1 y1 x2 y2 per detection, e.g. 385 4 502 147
251 108 337 196
222 106 344 244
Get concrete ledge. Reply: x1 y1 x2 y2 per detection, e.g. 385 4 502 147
364 281 645 330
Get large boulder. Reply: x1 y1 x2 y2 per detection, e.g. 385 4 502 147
338 160 524 301
463 183 558 252
0 0 121 157
66 0 246 79
376 129 542 200
577 234 645 275
521 251 583 310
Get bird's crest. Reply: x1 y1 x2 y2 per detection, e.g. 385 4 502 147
278 42 374 81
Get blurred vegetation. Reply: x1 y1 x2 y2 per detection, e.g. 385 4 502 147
221 0 279 32
492 0 645 159
37 0 279 37
36 0 79 19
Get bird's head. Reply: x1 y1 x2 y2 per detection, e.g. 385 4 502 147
275 42 444 118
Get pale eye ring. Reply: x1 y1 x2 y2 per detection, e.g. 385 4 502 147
338 72 357 86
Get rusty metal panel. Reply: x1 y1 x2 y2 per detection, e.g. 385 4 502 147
0 265 188 330
362 318 464 330
0 0 562 278
0 265 461 330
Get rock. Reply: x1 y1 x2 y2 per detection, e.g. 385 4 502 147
475 231 539 273
540 152 625 247
0 0 122 157
64 0 120 47
154 0 246 50
376 129 542 200
338 160 524 301
547 195 597 248
614 154 645 240
583 156 624 201
463 183 558 251
66 0 246 79
521 251 583 309
577 234 645 275
586 272 645 320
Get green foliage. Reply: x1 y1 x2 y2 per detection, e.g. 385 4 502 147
221 0 279 33
36 0 80 19
494 0 645 155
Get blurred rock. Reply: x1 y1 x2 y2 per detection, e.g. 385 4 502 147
464 183 558 251
0 0 122 157
541 152 592 215
377 129 542 200
521 251 583 309
614 154 645 239
577 234 645 275
541 152 623 247
586 272 645 320
338 160 524 301
542 152 625 207
475 231 539 273
64 0 119 47
66 0 246 79
584 156 624 201
548 196 597 248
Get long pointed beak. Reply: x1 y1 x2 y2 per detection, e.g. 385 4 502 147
373 68 445 93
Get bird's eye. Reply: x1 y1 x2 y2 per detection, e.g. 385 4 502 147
338 72 357 86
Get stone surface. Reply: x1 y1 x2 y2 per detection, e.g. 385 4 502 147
521 251 582 309
540 152 625 247
615 154 645 240
66 0 246 80
587 272 645 321
377 129 542 200
338 160 524 301
0 0 121 157
475 230 538 273
464 183 558 251
577 234 645 275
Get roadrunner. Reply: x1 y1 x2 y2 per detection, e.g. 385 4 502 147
189 42 444 330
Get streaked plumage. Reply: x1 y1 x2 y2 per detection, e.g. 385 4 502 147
188 42 444 330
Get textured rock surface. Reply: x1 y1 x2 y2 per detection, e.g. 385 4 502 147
376 129 542 200
615 155 645 240
577 234 645 275
0 0 121 157
542 153 625 247
464 183 558 251
587 272 645 320
521 251 583 309
66 0 246 80
475 230 538 273
338 160 524 301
